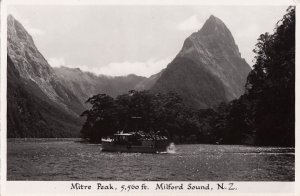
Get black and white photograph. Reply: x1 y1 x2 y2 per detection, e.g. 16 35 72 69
2 0 296 192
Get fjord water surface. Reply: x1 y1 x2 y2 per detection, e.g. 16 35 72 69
7 139 294 181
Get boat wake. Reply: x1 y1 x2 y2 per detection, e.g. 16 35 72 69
166 143 176 154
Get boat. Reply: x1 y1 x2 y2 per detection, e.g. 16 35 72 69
101 132 170 153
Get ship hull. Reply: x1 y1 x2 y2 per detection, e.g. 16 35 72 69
101 140 169 153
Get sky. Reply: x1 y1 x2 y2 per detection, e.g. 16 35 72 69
8 5 288 77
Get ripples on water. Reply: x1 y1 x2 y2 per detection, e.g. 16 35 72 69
7 139 294 181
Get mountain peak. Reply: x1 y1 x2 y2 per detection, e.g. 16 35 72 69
7 14 15 22
7 14 36 48
207 14 220 22
180 14 240 59
156 15 251 108
208 15 221 22
199 15 230 37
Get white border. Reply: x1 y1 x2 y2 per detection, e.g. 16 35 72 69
1 0 8 195
1 0 298 195
2 0 297 6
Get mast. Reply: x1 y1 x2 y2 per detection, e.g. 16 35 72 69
131 116 142 133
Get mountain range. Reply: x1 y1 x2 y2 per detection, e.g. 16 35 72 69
7 14 251 137
54 66 147 104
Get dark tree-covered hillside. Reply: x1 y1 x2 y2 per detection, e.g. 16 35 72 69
244 6 295 146
201 6 295 146
80 91 200 143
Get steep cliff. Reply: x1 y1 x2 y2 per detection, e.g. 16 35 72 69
7 15 84 137
151 15 251 108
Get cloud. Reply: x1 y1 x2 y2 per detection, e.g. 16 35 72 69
177 15 203 31
48 57 66 67
49 56 173 77
26 27 45 36
97 57 173 77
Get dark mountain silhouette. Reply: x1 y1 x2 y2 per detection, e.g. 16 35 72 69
151 15 251 108
7 15 84 137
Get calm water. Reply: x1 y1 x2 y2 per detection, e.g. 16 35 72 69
7 139 294 181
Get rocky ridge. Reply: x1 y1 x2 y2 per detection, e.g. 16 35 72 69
151 15 251 108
